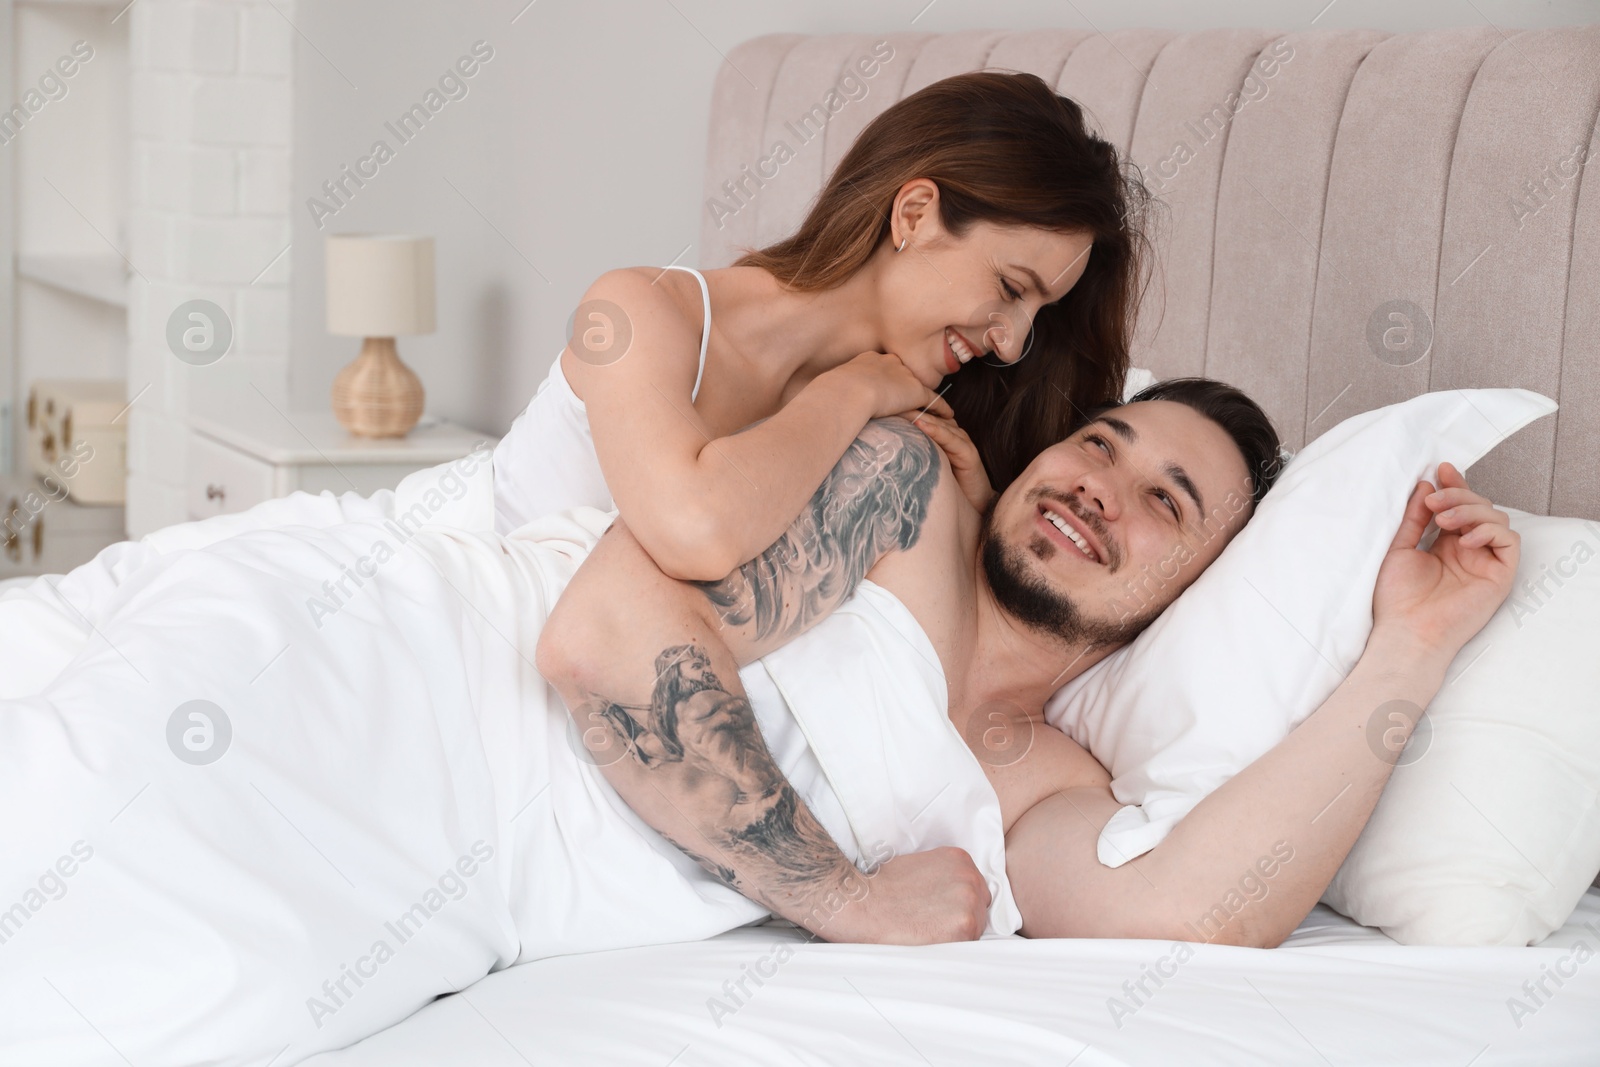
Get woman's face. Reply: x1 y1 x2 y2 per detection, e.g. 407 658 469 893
881 178 1096 390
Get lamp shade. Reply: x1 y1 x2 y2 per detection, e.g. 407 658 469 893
325 234 436 337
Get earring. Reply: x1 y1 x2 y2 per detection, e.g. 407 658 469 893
896 237 907 252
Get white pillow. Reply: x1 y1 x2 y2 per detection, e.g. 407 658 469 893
1122 366 1157 402
1044 388 1558 870
1321 507 1600 944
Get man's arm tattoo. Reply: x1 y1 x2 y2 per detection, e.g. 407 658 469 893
571 419 941 915
583 643 848 905
695 418 941 643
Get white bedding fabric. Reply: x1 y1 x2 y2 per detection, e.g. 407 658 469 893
0 462 1014 1066
7 456 1598 1064
1324 508 1600 945
306 888 1600 1067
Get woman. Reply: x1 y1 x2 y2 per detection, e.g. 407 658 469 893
492 70 1152 580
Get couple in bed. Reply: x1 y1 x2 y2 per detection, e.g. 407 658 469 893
501 71 1518 948
0 70 1518 1060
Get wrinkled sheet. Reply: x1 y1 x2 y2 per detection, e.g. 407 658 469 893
308 890 1600 1067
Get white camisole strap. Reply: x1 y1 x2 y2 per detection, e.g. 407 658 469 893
659 264 710 402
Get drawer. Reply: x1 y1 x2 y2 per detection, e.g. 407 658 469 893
27 380 129 505
187 434 277 518
0 478 125 577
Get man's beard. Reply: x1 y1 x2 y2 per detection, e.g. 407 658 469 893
978 499 1157 649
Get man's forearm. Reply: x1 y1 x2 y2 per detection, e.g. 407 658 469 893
1145 624 1451 947
536 418 944 937
548 598 864 930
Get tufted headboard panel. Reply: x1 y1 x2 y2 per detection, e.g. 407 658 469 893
699 27 1600 519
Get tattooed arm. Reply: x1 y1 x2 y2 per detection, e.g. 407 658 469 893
535 418 990 944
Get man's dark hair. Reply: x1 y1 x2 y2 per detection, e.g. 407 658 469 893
1077 376 1284 507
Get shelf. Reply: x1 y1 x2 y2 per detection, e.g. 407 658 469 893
16 253 128 308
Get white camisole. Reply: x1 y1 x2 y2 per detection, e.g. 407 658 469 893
492 265 712 534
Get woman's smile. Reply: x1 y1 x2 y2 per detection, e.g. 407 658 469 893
943 326 980 375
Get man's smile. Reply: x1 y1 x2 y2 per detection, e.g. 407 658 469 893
1036 501 1103 564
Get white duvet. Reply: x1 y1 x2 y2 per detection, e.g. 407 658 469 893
0 461 1013 1066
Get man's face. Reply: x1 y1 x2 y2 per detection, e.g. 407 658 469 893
978 399 1256 647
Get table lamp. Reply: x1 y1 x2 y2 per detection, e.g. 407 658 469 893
325 234 435 437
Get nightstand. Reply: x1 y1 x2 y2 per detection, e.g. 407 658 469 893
187 411 496 521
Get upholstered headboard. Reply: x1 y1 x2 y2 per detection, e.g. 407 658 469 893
698 28 1600 519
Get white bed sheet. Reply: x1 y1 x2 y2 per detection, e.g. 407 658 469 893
307 889 1600 1066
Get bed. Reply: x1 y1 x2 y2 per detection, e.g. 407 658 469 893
0 22 1584 1067
291 23 1600 1064
309 890 1600 1065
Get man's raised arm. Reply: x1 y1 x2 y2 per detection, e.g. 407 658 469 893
1005 462 1520 948
534 417 989 944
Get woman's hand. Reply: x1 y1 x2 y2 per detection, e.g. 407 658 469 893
826 351 954 421
1371 460 1519 661
904 409 995 513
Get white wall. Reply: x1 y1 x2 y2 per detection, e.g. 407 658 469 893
125 0 293 535
289 0 1599 438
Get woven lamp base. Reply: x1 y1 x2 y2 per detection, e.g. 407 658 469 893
332 336 425 437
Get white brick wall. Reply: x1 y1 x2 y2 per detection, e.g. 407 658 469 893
193 77 290 144
126 0 293 537
238 147 288 214
135 144 237 214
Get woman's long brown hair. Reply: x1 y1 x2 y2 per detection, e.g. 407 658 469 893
734 70 1154 491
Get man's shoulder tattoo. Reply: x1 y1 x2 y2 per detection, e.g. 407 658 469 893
695 417 942 641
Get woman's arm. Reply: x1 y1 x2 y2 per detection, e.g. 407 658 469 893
565 268 947 582
1004 462 1519 947
536 418 990 943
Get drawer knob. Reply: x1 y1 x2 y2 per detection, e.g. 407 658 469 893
206 484 226 503
3 496 18 563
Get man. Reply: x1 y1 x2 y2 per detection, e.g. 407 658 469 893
535 377 1518 949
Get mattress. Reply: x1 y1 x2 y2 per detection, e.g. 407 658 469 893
306 888 1600 1066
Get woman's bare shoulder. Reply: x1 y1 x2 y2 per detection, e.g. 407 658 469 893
582 266 703 340
563 267 703 392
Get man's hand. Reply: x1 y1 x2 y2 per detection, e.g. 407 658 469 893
1373 460 1519 658
822 848 991 945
